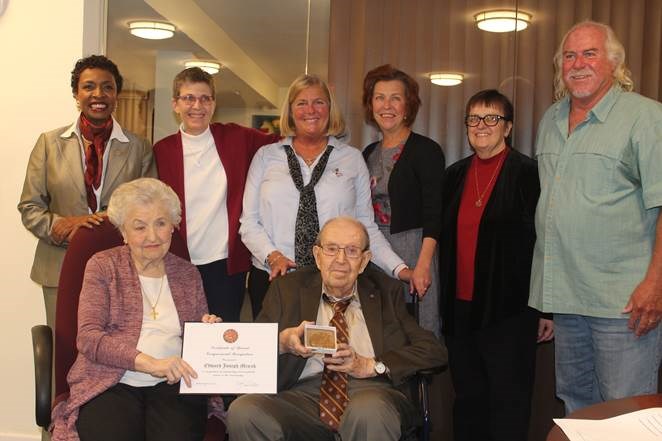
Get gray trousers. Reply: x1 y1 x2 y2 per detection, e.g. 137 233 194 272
43 286 57 330
227 375 415 441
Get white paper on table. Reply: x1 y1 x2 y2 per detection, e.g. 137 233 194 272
179 322 278 395
554 407 662 441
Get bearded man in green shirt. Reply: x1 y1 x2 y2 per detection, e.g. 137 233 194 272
529 20 662 414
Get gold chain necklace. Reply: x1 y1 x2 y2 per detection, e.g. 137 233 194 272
294 139 327 167
139 276 165 320
473 153 505 207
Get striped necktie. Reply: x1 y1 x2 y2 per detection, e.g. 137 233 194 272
319 295 352 431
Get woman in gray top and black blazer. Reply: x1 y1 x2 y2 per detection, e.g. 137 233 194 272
362 64 445 336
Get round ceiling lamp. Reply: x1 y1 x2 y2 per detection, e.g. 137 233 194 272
430 73 464 87
128 21 175 40
185 61 222 75
474 10 532 33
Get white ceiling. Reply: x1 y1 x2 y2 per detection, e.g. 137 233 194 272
106 0 330 109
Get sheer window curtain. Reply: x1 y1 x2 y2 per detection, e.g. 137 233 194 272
329 0 662 164
115 89 152 142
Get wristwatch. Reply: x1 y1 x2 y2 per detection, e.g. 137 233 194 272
374 359 387 375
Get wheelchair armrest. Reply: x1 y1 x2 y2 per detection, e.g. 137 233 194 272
416 364 447 378
32 325 53 428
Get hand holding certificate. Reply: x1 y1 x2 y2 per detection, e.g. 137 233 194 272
180 322 278 394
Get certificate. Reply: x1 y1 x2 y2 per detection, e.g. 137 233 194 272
179 322 278 394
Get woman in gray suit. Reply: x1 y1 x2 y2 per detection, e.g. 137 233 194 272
18 55 155 329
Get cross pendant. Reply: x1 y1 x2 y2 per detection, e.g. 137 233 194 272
475 199 482 207
150 307 158 320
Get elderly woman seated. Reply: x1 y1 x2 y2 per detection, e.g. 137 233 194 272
50 177 219 441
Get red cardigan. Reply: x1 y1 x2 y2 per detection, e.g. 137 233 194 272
154 123 278 274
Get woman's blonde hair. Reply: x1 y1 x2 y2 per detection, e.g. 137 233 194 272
553 20 633 101
279 74 346 137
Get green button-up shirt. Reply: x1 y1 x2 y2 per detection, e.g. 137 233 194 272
529 86 662 318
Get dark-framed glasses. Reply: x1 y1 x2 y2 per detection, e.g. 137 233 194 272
318 244 365 259
465 114 507 127
176 94 215 105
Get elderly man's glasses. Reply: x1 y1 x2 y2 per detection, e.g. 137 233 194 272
318 244 364 259
465 114 507 127
177 94 214 105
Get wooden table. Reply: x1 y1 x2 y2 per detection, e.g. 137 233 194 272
546 394 662 441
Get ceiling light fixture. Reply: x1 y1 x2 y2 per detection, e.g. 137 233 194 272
474 10 532 33
430 73 464 87
128 21 175 40
185 61 222 75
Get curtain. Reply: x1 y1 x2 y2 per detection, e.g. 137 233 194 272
329 0 662 165
115 89 151 141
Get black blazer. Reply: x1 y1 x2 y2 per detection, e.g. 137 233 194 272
438 149 540 335
363 132 445 240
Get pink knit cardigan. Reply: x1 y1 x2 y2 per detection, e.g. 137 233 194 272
50 245 208 440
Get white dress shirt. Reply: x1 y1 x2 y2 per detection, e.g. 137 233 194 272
239 136 405 275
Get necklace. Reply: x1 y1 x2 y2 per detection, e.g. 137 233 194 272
294 139 327 167
302 156 317 166
139 275 165 320
473 153 505 207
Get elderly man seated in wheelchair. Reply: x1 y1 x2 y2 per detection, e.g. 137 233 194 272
50 178 220 441
227 216 447 441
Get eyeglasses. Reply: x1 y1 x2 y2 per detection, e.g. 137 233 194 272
176 94 214 105
317 244 365 259
465 114 508 127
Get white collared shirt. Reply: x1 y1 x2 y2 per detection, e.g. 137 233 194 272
239 136 405 275
60 117 129 213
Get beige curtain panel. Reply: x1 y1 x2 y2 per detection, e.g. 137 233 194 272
329 0 662 164
115 89 150 141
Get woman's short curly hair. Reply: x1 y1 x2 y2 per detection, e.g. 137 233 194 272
362 64 421 129
465 89 514 147
107 178 181 230
172 67 215 98
70 55 123 95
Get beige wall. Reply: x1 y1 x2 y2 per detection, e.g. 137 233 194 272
0 0 85 439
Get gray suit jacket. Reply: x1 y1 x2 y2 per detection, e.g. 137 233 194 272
257 265 447 391
18 122 156 286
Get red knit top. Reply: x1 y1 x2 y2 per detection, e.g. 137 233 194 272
455 148 508 300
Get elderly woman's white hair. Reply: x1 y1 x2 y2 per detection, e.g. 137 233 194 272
553 20 634 101
107 178 181 229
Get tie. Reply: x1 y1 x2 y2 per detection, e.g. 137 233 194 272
319 295 351 431
79 114 113 212
283 144 334 267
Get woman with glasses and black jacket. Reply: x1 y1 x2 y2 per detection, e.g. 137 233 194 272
438 89 553 441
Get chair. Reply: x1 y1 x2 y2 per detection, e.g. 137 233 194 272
31 222 225 439
406 294 446 441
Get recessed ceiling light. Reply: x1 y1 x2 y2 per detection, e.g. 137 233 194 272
430 73 464 87
474 10 532 33
128 21 175 40
184 61 222 75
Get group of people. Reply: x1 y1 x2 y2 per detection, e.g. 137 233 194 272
18 18 661 441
